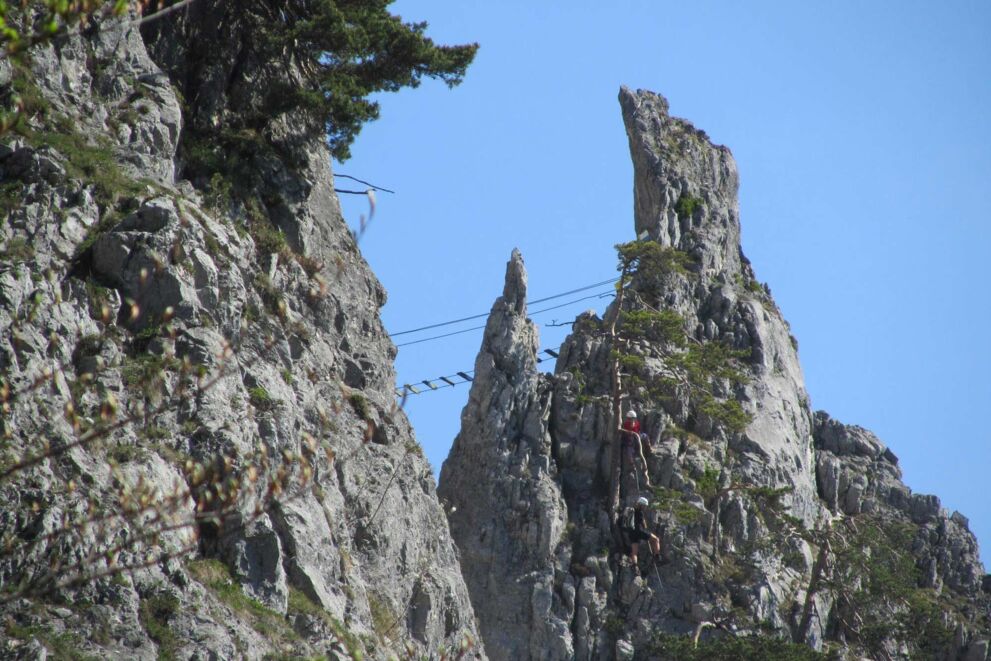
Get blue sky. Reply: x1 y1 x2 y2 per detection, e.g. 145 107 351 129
338 1 991 563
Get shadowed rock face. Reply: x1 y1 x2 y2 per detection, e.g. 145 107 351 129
0 8 481 659
440 88 990 660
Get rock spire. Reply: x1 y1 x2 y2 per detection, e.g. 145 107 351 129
439 88 990 660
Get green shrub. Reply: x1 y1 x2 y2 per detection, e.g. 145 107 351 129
242 303 260 323
697 395 752 433
616 240 693 278
603 614 625 637
695 465 720 501
674 192 702 220
248 386 275 412
781 548 807 572
651 486 704 525
139 592 181 661
901 590 955 656
620 309 687 346
253 273 286 320
187 559 296 648
108 443 148 464
120 354 176 384
647 632 830 660
3 622 101 660
349 392 371 421
824 517 966 657
0 236 34 264
75 333 104 359
678 341 750 385
674 501 703 525
134 324 162 343
141 425 169 441
17 125 144 203
367 592 396 642
569 367 591 406
0 180 25 217
121 353 178 403
204 172 233 213
287 588 364 660
246 200 289 259
749 486 793 510
9 63 51 119
84 279 115 320
614 351 645 373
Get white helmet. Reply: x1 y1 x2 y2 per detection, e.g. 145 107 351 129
626 410 637 419
637 496 649 507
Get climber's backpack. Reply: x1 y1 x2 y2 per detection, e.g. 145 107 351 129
620 506 636 532
615 507 636 552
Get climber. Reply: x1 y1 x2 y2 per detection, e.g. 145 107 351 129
618 496 662 567
619 410 650 488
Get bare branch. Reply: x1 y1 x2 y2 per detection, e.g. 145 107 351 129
335 174 395 194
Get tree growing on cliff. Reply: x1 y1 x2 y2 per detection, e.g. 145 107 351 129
606 240 753 511
272 0 478 161
2 0 478 161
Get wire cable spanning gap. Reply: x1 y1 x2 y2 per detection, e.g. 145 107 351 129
389 277 618 338
335 174 395 194
393 289 615 348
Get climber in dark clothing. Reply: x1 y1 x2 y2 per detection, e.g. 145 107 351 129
619 497 662 566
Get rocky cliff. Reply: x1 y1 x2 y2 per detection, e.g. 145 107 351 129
0 6 480 660
439 88 990 660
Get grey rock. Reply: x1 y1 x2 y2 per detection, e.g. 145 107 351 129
439 249 568 661
222 515 289 613
115 198 177 233
0 8 482 659
10 639 48 660
965 639 989 661
615 638 635 660
440 88 989 660
0 145 66 184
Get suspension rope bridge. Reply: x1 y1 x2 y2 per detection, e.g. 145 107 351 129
395 348 563 397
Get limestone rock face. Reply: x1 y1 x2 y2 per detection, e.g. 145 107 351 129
440 88 990 660
813 412 986 596
439 250 570 661
619 88 740 276
0 8 480 660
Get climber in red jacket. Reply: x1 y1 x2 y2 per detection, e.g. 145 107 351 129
620 410 650 488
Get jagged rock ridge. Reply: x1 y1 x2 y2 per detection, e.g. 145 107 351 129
440 87 990 660
0 7 481 660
